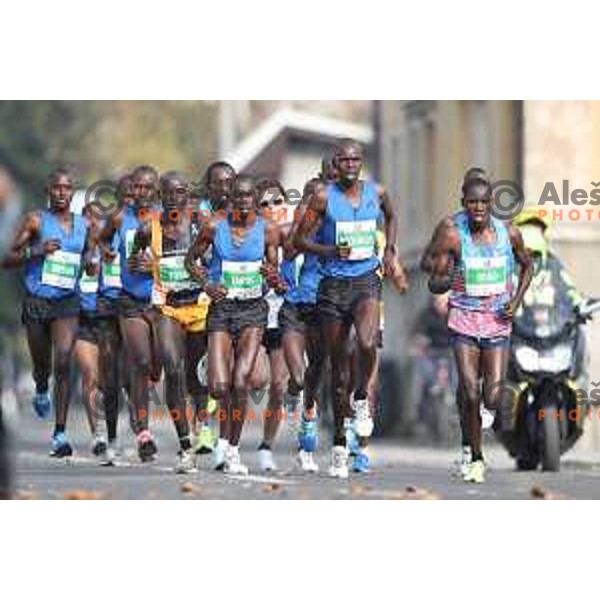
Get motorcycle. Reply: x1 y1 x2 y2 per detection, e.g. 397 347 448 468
499 296 600 472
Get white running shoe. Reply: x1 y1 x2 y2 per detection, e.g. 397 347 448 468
480 406 495 430
258 448 277 472
297 450 319 473
450 446 471 478
352 396 374 437
328 446 349 479
224 446 249 476
99 441 118 466
213 438 228 470
91 433 107 458
175 449 197 474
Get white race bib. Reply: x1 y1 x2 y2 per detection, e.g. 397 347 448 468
41 250 80 290
159 255 193 292
102 257 122 289
336 220 377 261
79 271 99 294
464 256 508 296
222 260 262 300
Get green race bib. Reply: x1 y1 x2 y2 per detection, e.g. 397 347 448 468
336 220 377 261
464 256 508 296
102 258 121 289
79 271 99 294
41 250 80 290
159 255 193 292
222 260 263 300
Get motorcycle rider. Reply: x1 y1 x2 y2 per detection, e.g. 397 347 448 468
506 207 587 470
512 207 583 316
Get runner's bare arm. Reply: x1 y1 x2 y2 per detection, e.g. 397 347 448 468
376 184 398 251
377 184 408 288
264 221 286 292
1 211 44 267
505 223 534 318
185 218 216 287
427 224 460 294
420 217 455 274
292 191 338 258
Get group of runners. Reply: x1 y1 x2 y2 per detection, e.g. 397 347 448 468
2 137 532 483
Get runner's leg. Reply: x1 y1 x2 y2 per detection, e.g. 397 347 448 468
50 317 78 436
25 321 51 396
73 338 100 442
208 331 233 468
262 347 287 448
453 341 483 461
120 316 157 460
230 326 264 447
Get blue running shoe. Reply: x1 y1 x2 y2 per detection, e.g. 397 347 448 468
345 418 359 456
50 432 73 458
298 410 318 453
32 391 52 419
352 451 370 473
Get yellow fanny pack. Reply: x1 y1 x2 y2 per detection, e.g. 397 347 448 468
151 216 210 332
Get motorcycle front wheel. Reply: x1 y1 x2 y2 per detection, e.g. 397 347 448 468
541 405 561 472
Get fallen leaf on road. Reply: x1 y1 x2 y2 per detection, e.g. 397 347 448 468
530 486 569 500
263 483 281 493
351 483 374 498
382 486 441 500
180 482 201 495
63 489 108 500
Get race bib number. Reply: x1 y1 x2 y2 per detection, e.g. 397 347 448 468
159 255 193 292
336 220 376 261
464 256 508 296
79 271 99 294
41 250 80 290
102 257 122 289
222 260 262 300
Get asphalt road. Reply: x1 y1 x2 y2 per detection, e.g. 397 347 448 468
7 406 600 500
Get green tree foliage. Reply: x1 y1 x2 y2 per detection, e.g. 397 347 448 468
0 100 217 206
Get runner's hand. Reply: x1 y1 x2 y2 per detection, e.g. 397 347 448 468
190 264 207 281
128 252 153 274
385 253 409 293
101 247 117 263
85 260 100 277
261 262 282 289
41 238 61 256
336 244 352 260
205 284 227 303
260 261 276 280
502 300 516 321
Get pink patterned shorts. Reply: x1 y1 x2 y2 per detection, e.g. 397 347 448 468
448 306 512 340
